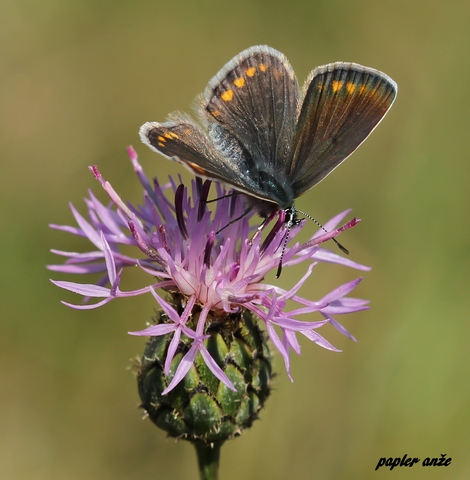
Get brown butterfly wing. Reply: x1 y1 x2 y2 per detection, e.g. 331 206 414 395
288 63 397 197
202 45 300 178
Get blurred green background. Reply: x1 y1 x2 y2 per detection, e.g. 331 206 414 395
2 0 469 478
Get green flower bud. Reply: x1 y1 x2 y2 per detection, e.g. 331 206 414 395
137 297 273 444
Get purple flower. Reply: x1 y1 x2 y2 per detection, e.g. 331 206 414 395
49 147 370 393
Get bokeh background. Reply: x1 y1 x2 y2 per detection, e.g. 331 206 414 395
2 0 469 478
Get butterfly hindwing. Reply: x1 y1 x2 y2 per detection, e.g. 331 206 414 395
140 115 280 209
288 63 397 197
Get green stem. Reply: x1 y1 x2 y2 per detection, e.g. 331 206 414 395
194 441 222 480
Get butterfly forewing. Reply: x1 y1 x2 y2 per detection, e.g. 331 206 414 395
202 46 300 175
288 63 397 197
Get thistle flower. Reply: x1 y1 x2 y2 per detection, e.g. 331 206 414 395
48 146 370 449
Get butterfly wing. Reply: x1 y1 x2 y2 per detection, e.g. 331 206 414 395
202 45 300 179
288 63 397 197
139 114 279 210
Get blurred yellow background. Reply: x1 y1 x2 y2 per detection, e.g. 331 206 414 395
2 0 469 478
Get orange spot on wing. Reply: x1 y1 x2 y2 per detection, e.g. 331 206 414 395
187 162 207 176
259 63 268 72
331 80 344 92
245 67 256 77
346 82 356 94
233 77 245 88
221 89 234 101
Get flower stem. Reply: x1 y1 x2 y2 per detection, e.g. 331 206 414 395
194 441 222 480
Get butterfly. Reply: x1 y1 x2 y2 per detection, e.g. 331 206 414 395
140 45 397 273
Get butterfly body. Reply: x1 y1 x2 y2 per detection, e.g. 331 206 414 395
140 45 397 219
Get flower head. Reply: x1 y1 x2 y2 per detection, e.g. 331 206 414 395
49 147 370 395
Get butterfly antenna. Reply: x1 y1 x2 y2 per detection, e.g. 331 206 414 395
276 223 292 278
275 208 299 278
296 209 349 255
